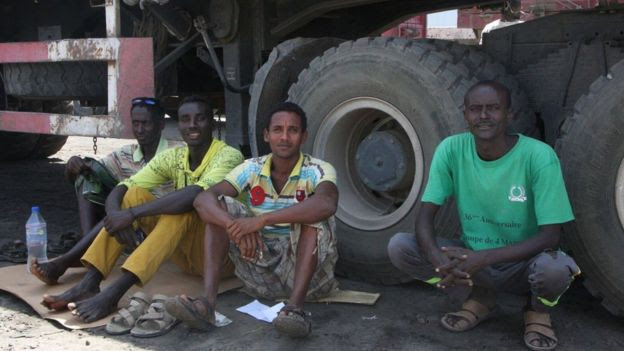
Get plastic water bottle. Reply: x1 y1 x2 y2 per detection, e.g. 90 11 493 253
26 206 48 273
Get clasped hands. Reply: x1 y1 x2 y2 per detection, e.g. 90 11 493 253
104 208 142 250
433 246 488 289
225 216 266 260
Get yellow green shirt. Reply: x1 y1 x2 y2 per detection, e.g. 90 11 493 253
120 139 243 191
224 153 337 238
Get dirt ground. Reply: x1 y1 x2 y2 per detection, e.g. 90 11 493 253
0 137 623 351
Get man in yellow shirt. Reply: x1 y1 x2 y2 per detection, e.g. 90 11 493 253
41 96 243 323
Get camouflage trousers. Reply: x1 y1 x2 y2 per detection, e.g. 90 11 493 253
221 196 339 301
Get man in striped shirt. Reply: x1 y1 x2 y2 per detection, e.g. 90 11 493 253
32 98 177 285
169 102 339 338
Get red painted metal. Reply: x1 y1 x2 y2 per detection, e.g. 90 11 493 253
116 38 154 138
458 0 606 29
0 38 154 138
0 112 51 134
382 15 427 39
0 42 49 63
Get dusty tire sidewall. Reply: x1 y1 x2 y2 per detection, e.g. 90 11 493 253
289 40 467 274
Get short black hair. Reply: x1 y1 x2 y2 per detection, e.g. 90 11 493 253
179 95 213 118
464 80 512 110
130 97 165 122
264 102 307 132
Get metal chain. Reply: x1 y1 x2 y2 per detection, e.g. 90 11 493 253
92 136 98 155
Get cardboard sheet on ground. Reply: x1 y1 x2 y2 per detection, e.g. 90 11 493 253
0 262 243 330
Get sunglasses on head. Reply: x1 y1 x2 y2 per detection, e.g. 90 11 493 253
132 97 159 106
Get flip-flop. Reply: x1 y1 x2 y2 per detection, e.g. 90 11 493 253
105 292 150 335
440 299 496 332
0 240 27 263
131 295 179 338
524 310 558 351
164 295 215 331
48 232 80 255
272 305 311 338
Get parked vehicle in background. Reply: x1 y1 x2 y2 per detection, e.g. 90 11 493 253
1 0 623 316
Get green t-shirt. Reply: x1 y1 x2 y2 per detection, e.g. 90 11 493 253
422 133 574 251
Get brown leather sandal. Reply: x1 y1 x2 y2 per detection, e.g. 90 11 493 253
524 310 558 351
440 299 496 332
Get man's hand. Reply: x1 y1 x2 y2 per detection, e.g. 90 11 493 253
236 231 264 260
103 209 135 235
432 249 473 289
442 246 489 276
111 227 142 250
226 216 266 244
66 156 91 178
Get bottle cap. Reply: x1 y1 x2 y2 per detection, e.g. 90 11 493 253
32 206 40 212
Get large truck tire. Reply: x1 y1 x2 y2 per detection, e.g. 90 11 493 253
556 58 624 316
249 37 344 157
287 37 478 283
3 62 106 100
0 132 67 161
429 39 537 137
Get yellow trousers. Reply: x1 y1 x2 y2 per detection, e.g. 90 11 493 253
81 187 234 285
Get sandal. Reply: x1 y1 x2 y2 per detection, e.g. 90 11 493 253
48 232 80 255
272 305 311 338
164 295 215 331
440 299 496 332
130 294 179 338
105 292 150 335
0 240 27 263
524 310 558 351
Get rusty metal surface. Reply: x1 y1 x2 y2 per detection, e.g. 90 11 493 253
0 111 120 137
0 37 154 139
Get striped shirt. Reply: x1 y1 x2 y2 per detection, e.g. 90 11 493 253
224 153 337 238
100 137 179 197
120 139 243 191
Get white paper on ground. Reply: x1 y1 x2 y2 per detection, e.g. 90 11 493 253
215 311 232 327
236 299 285 323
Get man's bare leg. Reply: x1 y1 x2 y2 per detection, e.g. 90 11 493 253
67 270 138 323
76 184 104 236
31 221 104 285
175 220 230 324
41 267 103 311
288 225 318 308
273 225 318 337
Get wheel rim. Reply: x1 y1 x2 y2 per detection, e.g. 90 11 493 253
615 157 624 230
313 97 424 231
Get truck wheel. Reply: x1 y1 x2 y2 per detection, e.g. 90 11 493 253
249 37 344 156
0 132 67 161
429 39 537 137
0 99 68 161
556 58 624 316
3 62 106 100
288 37 475 283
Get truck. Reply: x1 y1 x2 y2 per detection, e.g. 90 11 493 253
1 0 623 316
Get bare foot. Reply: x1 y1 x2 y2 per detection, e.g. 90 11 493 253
31 258 68 285
41 272 100 311
67 291 121 323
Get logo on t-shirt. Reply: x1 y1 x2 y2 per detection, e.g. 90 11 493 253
295 188 306 202
508 185 527 202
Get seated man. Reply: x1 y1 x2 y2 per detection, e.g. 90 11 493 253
387 81 580 351
41 96 243 323
168 102 339 338
31 97 177 285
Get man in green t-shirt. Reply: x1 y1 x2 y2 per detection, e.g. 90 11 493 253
387 81 580 351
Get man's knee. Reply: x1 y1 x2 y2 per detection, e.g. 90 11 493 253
387 232 420 268
122 186 154 208
528 251 580 299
